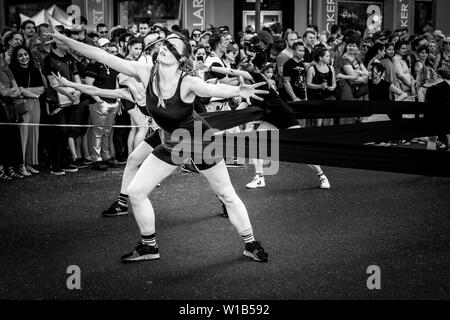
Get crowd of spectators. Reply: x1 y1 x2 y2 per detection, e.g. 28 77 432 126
1 16 450 180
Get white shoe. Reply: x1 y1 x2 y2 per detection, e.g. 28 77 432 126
319 175 330 189
246 176 265 189
19 167 32 176
26 166 40 174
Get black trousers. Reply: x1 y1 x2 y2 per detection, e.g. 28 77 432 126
112 111 131 162
0 102 24 168
47 102 71 169
0 125 23 168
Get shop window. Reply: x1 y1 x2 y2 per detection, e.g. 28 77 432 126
118 0 181 27
338 1 383 36
243 10 282 30
415 1 434 34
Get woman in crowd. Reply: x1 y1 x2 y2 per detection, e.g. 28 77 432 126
335 36 370 123
3 31 25 65
123 37 151 154
306 46 337 127
9 45 44 176
48 27 270 263
414 45 433 94
392 40 415 99
368 62 408 103
380 43 399 89
428 40 440 67
434 36 450 81
364 43 386 70
0 44 25 179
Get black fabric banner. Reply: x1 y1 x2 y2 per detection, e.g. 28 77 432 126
288 100 450 119
178 118 450 177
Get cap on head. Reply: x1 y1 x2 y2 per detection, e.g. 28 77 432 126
98 38 110 47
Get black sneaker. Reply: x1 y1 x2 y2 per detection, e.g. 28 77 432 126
50 166 66 176
72 158 89 169
62 162 79 173
92 161 109 171
105 158 118 168
102 201 128 217
121 242 160 263
243 241 269 262
81 158 93 165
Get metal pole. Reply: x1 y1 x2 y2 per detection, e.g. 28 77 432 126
255 0 261 32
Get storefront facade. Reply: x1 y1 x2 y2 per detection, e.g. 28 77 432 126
1 0 449 37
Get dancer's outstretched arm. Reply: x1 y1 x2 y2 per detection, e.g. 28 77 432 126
196 63 254 82
51 72 133 102
46 25 151 83
186 75 268 105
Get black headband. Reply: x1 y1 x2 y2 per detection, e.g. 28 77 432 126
162 38 183 61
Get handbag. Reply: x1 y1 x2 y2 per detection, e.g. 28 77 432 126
14 71 32 115
1 96 23 123
349 81 369 98
14 98 28 115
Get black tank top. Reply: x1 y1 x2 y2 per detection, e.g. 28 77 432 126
308 65 334 100
146 67 211 133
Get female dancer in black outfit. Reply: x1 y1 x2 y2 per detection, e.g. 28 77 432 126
48 28 270 263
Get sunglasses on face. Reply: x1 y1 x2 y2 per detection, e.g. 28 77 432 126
99 31 108 34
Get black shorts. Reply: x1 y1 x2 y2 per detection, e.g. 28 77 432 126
144 129 162 148
144 127 221 171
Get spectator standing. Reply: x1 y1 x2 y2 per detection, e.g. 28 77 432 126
303 30 316 63
97 23 109 39
43 38 82 176
306 47 337 126
84 38 120 171
276 31 298 101
138 19 150 38
380 42 399 99
10 45 44 175
283 41 308 102
435 36 450 80
0 44 25 179
21 20 36 49
3 32 24 64
393 40 415 98
335 36 370 123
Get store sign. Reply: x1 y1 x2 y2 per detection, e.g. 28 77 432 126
397 0 410 29
184 0 205 30
323 0 338 33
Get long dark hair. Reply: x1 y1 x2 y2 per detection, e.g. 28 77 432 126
152 32 193 108
10 45 35 73
394 40 411 68
364 43 385 67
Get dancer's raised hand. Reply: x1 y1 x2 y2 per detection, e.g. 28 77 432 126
237 76 269 105
50 72 71 88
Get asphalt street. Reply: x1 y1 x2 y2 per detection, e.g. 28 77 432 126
1 161 449 300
